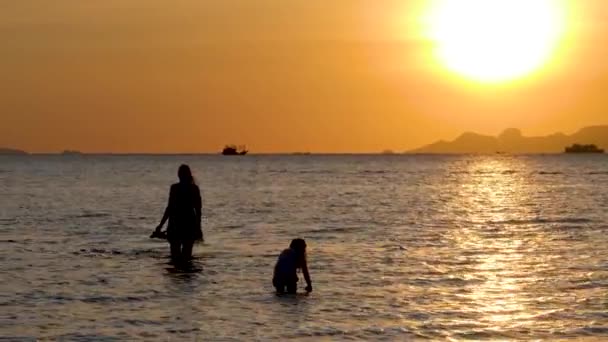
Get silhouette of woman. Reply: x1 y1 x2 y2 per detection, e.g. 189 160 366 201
154 164 202 262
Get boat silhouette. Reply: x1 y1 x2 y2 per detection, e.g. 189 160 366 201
564 144 604 153
222 145 248 155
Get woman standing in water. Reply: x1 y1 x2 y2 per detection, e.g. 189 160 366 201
153 164 203 262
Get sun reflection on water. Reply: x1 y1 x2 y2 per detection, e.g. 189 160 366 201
447 157 550 333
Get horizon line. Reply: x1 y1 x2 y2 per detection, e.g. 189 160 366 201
0 151 585 156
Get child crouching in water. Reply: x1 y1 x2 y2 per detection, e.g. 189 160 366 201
273 238 312 294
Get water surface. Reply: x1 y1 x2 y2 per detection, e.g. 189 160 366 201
2 155 607 340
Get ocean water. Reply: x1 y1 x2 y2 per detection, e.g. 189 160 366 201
1 154 607 341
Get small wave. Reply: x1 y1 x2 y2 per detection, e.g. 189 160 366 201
449 170 519 176
80 294 157 304
123 319 163 327
488 218 593 225
0 218 18 225
167 328 202 334
452 330 515 340
219 224 245 229
241 208 273 215
269 169 288 174
54 333 120 341
587 171 608 175
538 171 564 175
128 216 148 220
562 281 607 290
297 170 337 175
66 212 111 219
569 326 608 336
73 248 169 259
327 202 360 209
78 213 111 218
474 170 518 175
291 326 422 339
360 170 389 174
304 226 365 234
73 248 123 257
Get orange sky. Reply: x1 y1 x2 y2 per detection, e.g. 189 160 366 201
1 0 607 153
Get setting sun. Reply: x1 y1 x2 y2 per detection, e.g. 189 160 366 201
424 0 568 83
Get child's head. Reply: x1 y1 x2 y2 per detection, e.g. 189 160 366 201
290 238 306 250
290 238 307 256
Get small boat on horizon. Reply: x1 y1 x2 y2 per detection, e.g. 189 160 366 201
564 144 604 154
222 145 248 155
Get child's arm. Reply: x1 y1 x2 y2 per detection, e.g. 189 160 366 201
302 261 312 292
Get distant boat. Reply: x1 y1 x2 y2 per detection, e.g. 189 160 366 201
564 144 604 153
222 145 248 155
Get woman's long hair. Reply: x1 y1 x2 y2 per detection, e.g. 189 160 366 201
178 164 195 184
290 238 307 268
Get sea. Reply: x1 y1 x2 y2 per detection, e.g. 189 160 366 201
1 154 607 341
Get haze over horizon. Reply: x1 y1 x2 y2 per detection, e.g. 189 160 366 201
1 1 607 153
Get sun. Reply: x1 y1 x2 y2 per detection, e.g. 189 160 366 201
424 0 567 83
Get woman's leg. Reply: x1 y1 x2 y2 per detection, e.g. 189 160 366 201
169 240 182 261
181 240 195 260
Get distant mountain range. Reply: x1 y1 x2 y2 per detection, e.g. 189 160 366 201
409 125 608 154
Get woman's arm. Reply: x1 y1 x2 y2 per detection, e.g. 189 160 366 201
156 186 173 231
194 185 202 224
194 185 203 240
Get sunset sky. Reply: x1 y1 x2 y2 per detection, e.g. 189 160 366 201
1 0 607 153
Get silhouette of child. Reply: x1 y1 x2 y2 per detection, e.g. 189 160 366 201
273 238 312 294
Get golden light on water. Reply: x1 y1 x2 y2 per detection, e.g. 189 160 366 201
423 0 569 83
448 158 550 329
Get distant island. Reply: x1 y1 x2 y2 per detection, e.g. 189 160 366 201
409 125 608 154
565 144 604 154
222 145 248 155
0 148 28 155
